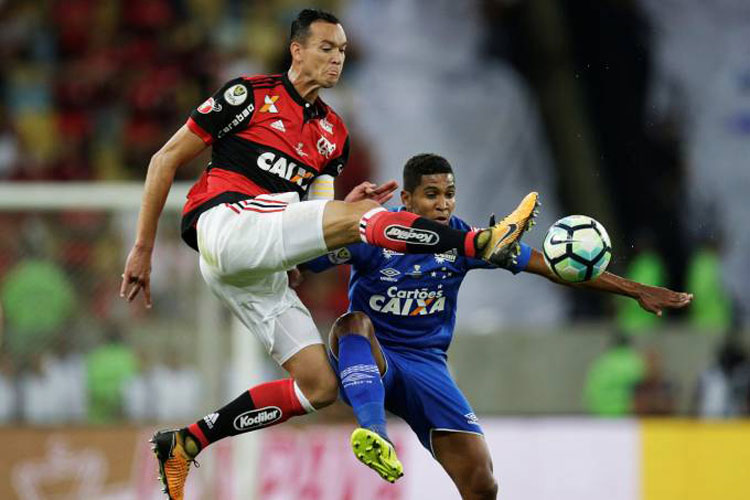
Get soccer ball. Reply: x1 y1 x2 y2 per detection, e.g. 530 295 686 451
542 215 612 282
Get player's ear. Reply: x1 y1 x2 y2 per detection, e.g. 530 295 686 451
400 190 410 209
290 41 302 62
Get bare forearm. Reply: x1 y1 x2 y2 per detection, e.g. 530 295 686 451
523 248 692 315
135 153 179 248
579 271 639 298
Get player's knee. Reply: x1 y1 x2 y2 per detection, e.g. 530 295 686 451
332 311 374 338
299 370 339 409
463 469 498 500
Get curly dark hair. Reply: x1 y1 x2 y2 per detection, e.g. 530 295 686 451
403 154 454 192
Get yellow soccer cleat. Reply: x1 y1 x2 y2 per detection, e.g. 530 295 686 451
479 191 540 267
351 428 404 483
150 429 199 500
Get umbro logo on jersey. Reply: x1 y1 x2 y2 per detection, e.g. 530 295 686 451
271 119 286 132
203 412 219 429
260 95 279 113
380 268 400 278
379 268 400 282
465 412 480 425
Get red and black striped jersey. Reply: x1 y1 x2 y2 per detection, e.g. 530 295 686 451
180 73 350 250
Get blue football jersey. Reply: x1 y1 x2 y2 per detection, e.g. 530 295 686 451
303 210 532 352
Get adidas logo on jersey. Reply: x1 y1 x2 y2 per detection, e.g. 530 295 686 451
271 119 286 132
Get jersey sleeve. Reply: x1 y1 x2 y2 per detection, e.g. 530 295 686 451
187 77 255 144
299 242 377 273
321 135 350 177
465 242 533 274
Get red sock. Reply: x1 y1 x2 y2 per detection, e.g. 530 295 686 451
187 378 308 449
360 207 479 257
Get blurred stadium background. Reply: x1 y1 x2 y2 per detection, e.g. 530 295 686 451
1 0 749 498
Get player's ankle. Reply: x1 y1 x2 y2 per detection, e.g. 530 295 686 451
181 428 202 458
474 229 491 253
367 424 390 443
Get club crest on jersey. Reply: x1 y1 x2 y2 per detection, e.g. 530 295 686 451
317 136 336 158
260 95 280 113
257 151 314 188
224 84 248 106
369 286 446 316
384 225 439 245
197 97 222 114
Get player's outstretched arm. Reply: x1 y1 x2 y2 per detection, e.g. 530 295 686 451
120 125 207 307
523 248 693 316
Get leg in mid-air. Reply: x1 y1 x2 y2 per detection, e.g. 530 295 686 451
329 311 404 483
322 191 540 267
432 431 499 500
152 306 339 500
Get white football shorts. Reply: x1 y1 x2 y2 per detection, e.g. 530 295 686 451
196 192 330 365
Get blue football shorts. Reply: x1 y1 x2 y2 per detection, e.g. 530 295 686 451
330 345 483 453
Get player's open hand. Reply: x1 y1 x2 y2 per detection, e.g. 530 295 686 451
120 244 153 308
344 180 398 205
636 285 693 316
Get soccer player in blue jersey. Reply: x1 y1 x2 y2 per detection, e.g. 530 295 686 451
300 154 693 499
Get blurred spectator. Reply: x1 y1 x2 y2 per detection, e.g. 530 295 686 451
85 326 138 423
693 338 750 418
0 303 15 422
633 348 677 416
0 258 76 360
616 239 667 335
685 244 732 332
123 348 202 422
19 348 86 424
583 332 645 416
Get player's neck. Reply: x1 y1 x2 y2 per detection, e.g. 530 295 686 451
286 68 320 103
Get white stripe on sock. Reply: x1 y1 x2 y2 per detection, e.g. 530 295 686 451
293 380 316 414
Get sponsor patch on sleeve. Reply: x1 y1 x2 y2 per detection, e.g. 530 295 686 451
224 84 248 106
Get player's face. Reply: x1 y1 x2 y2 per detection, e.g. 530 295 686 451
402 173 456 225
297 21 347 88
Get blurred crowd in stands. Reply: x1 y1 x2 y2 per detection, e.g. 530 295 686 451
0 0 749 423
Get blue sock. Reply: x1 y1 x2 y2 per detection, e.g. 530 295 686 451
337 334 389 440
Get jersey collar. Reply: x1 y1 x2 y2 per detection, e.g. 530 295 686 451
282 72 326 121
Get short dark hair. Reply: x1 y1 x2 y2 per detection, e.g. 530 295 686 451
403 154 454 192
291 9 340 44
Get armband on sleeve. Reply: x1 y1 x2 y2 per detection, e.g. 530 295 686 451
308 174 335 201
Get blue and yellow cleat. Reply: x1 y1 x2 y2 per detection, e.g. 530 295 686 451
350 428 404 483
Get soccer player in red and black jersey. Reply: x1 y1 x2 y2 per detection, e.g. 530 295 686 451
119 9 538 500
